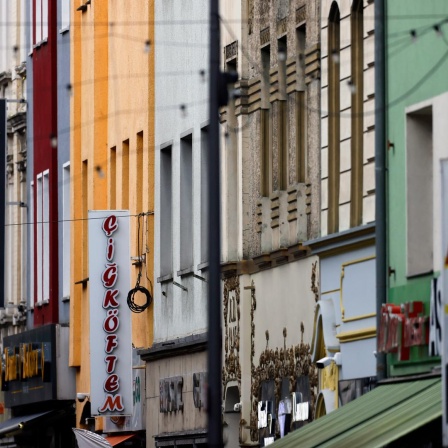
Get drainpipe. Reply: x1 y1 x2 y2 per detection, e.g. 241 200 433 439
375 0 387 381
0 99 6 309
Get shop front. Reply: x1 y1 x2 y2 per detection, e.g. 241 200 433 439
0 324 76 448
139 334 208 448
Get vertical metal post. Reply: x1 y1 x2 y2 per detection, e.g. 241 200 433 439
207 0 223 446
0 99 6 309
441 160 448 447
374 0 387 381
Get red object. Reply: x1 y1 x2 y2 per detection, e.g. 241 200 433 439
378 301 428 361
32 0 59 325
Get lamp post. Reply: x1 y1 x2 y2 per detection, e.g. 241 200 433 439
207 0 223 445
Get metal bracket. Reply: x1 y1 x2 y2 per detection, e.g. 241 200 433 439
193 273 207 282
173 281 188 292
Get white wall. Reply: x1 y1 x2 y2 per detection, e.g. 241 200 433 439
154 0 210 341
406 92 448 275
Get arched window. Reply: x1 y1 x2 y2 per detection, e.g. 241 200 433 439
350 0 364 227
328 2 340 234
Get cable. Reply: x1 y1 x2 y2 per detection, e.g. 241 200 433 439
3 211 154 228
127 213 152 313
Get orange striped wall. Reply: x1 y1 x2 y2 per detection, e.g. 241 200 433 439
70 0 154 428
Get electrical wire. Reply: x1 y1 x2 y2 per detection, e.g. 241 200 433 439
127 212 152 313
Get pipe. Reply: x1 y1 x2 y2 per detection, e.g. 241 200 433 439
0 99 6 309
207 0 223 445
374 0 387 381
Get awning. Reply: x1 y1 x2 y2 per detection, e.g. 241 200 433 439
0 411 54 437
271 377 441 448
73 429 136 448
104 434 135 446
73 429 112 448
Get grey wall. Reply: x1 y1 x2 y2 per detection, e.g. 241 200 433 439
154 0 210 341
25 15 34 330
57 1 70 324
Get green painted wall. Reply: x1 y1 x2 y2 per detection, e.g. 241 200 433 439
386 1 448 375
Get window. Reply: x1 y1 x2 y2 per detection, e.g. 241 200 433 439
327 2 341 234
225 56 239 260
29 181 34 308
43 171 49 301
160 144 173 276
278 37 288 190
42 0 48 41
35 0 49 44
36 0 41 44
5 180 13 305
136 132 143 213
61 0 70 31
122 139 129 209
62 163 71 299
82 160 88 278
406 106 433 276
0 3 8 69
201 126 208 263
296 25 306 183
36 171 50 303
36 174 42 303
350 0 364 227
109 146 116 209
29 0 33 50
261 46 271 196
180 134 193 270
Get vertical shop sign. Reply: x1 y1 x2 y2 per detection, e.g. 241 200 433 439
89 211 132 415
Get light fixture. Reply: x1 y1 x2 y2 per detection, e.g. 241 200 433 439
76 393 90 403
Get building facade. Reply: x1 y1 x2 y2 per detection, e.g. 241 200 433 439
0 0 28 435
0 0 28 348
0 0 78 446
379 12 448 444
218 0 321 445
305 0 377 417
269 3 448 446
383 0 448 380
70 0 154 445
139 0 210 446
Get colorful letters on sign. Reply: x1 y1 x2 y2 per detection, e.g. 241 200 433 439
89 211 132 416
378 301 430 361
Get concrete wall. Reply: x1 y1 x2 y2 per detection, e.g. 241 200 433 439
146 351 207 444
218 1 322 443
219 0 321 263
154 0 210 342
320 243 376 380
70 0 154 427
221 256 318 444
57 0 71 325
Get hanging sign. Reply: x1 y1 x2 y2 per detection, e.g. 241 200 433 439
89 211 132 416
377 301 429 361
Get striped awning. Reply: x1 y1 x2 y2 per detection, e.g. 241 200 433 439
270 377 441 448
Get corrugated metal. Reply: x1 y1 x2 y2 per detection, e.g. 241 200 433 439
271 378 440 448
72 429 112 448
